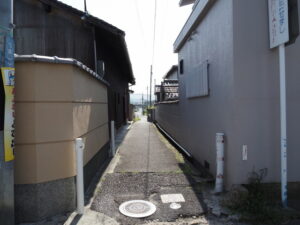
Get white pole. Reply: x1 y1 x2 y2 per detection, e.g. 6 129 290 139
215 133 225 193
279 43 288 207
75 138 85 214
11 0 14 27
110 120 115 156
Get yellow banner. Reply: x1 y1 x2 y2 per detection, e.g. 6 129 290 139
1 67 15 161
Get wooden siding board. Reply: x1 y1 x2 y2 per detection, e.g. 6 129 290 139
14 0 95 69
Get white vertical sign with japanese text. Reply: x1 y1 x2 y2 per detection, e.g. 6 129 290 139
268 0 289 48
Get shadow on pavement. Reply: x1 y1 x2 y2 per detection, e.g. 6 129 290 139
68 214 82 225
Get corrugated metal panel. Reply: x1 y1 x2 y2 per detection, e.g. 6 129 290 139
186 60 209 98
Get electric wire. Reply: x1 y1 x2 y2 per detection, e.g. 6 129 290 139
150 0 157 106
134 0 147 49
151 0 157 66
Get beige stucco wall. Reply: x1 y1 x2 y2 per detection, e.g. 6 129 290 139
14 62 109 184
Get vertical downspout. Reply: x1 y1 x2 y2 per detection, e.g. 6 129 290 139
215 133 225 193
93 27 97 73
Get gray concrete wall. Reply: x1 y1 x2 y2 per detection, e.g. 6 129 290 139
231 0 300 184
156 0 235 183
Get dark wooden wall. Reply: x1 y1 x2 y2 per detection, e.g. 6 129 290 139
14 0 131 128
96 37 129 128
14 0 95 69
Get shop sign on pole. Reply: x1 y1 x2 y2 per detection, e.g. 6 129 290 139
268 0 289 48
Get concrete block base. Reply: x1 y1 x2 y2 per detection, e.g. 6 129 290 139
15 142 110 223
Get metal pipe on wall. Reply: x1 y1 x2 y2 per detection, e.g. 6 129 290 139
75 138 85 214
279 43 288 207
215 133 225 193
110 120 115 156
93 27 98 73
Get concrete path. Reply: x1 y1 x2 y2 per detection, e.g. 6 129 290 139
20 116 300 225
90 117 206 225
114 116 182 173
63 116 253 225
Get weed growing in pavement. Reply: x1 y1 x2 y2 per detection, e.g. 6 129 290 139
223 168 300 224
133 117 141 122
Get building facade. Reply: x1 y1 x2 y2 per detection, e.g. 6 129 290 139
12 0 135 222
155 0 300 188
14 0 135 129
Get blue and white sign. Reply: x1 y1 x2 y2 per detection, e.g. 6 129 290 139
4 35 14 67
268 0 289 49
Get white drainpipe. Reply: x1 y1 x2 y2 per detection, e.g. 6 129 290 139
75 138 85 214
215 133 225 193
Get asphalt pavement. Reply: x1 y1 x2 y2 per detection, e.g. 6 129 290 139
91 116 206 225
19 115 300 225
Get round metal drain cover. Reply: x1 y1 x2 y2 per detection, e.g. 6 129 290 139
119 200 156 218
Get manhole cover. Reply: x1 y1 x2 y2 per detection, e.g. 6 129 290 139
119 200 156 218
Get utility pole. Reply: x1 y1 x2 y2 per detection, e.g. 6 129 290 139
84 0 87 13
149 65 153 107
0 0 15 224
154 78 156 103
146 86 148 108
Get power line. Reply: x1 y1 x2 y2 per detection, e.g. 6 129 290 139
151 0 157 65
150 0 157 107
133 0 147 49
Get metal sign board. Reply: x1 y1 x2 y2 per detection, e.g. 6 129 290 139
268 0 289 48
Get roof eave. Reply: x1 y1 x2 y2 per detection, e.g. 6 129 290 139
118 35 135 85
163 65 178 79
38 0 125 36
37 0 135 84
179 0 196 7
174 0 216 53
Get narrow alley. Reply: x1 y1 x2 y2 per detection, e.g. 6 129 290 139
2 0 300 224
61 115 247 225
17 114 300 225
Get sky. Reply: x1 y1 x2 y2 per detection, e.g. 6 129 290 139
60 0 192 96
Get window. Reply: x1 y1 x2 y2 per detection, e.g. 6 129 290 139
186 60 209 98
179 59 184 74
97 60 105 77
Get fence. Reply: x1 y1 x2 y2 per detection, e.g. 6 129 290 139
155 79 179 103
